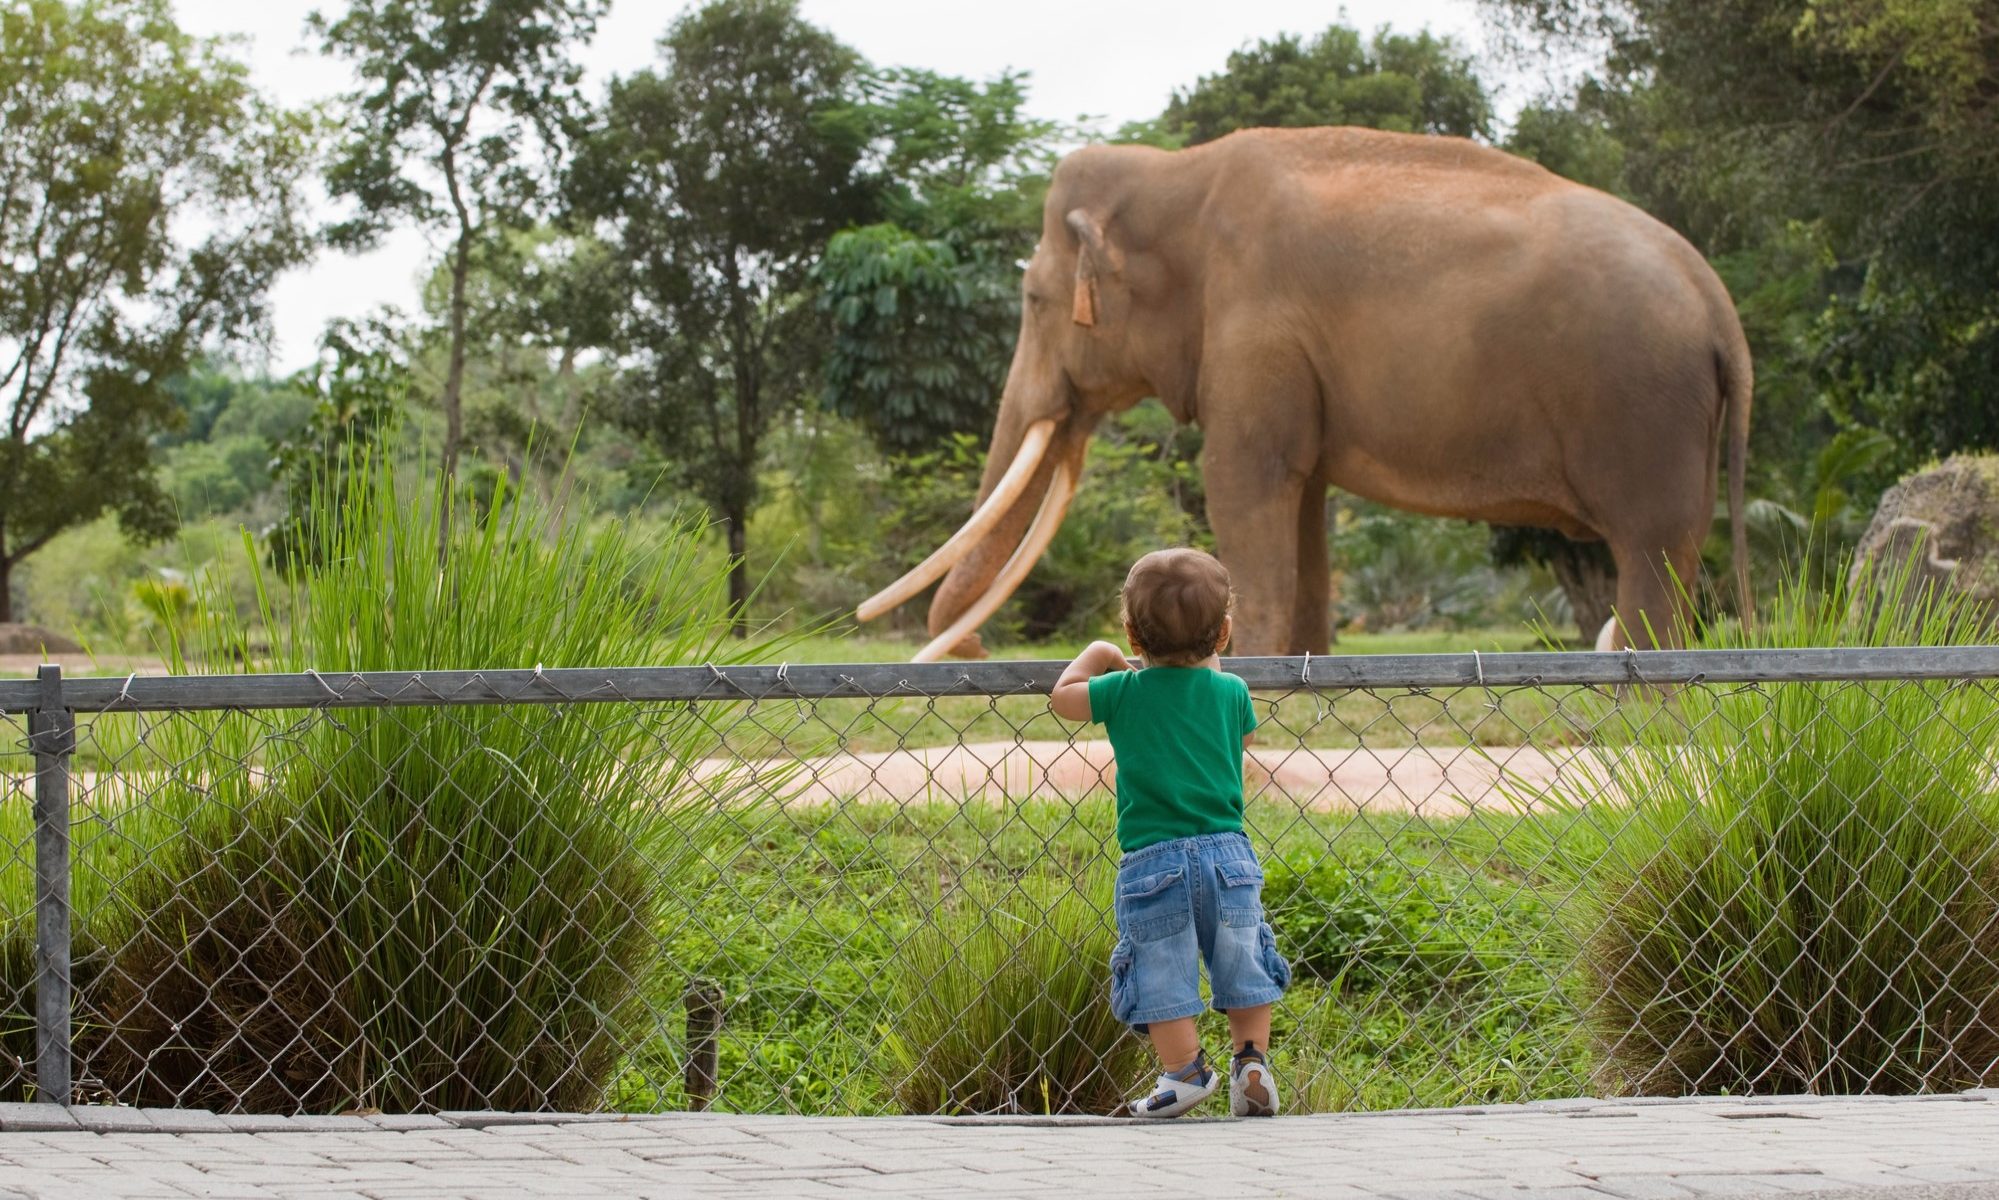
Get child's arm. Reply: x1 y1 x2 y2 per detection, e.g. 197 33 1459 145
1050 640 1133 721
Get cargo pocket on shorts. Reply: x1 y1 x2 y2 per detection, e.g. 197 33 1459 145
1216 857 1265 924
1258 920 1292 992
1108 935 1138 1024
1116 867 1189 941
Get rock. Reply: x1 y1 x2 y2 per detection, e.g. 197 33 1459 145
1848 454 1999 625
0 623 84 655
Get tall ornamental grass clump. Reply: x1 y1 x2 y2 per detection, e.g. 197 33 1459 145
84 450 785 1112
887 870 1144 1114
1527 562 1999 1096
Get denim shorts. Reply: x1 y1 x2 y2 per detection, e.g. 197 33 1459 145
1107 831 1291 1031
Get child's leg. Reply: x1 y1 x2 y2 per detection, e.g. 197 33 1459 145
1226 1003 1272 1055
1147 1017 1202 1073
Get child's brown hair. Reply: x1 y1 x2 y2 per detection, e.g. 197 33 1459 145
1120 548 1234 665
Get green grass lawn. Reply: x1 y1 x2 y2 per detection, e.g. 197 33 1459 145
612 795 1588 1115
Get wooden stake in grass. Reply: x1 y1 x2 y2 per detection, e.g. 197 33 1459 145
685 980 723 1112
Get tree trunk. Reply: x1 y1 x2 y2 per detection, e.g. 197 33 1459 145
1549 543 1619 643
438 228 472 555
556 344 582 435
0 556 12 624
725 508 749 639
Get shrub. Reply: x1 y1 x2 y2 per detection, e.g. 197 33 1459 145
887 870 1145 1114
67 446 786 1112
1263 856 1495 990
1529 559 1999 1095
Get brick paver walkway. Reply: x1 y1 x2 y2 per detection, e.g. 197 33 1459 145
2 1094 1995 1200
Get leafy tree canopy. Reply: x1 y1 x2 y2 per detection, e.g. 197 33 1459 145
1147 24 1494 146
310 0 606 481
568 0 875 628
816 68 1063 453
0 0 314 620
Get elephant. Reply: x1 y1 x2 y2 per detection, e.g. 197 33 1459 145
858 126 1752 660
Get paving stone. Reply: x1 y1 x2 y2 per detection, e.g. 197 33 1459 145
0 1102 80 1132
1 1095 1996 1199
71 1106 159 1134
359 1115 451 1132
219 1116 301 1133
141 1109 233 1134
281 1117 377 1133
1584 1175 1699 1200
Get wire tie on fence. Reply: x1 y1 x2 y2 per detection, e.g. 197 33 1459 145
114 672 137 709
305 668 342 701
1300 651 1326 720
1624 647 1640 684
1472 650 1485 688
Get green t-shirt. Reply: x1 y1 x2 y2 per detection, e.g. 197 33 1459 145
1088 665 1258 852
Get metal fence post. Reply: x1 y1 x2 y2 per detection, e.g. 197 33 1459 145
29 663 74 1105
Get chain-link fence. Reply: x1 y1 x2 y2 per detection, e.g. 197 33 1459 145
4 649 1998 1116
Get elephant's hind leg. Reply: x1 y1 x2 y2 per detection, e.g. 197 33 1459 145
1606 527 1703 650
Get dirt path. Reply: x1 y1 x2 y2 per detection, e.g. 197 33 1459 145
26 741 1611 817
696 739 1609 814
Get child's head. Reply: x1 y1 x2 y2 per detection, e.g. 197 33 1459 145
1120 548 1234 665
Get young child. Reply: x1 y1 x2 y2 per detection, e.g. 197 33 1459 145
1050 547 1291 1118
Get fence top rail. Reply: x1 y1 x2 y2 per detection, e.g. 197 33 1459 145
4 645 1998 713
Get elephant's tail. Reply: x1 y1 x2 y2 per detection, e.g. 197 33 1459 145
1720 330 1754 629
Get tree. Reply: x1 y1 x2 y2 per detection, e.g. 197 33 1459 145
1151 24 1493 146
416 224 619 501
310 0 605 495
0 0 314 622
569 0 873 634
815 69 1062 452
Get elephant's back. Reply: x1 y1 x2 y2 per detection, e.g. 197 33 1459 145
1194 128 1730 346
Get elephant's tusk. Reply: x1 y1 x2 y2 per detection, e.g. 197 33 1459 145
855 420 1056 623
912 461 1077 663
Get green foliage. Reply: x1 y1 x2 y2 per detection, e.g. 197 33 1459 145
1264 857 1518 992
813 68 1064 454
1153 24 1493 147
570 0 874 623
0 0 314 619
268 319 410 573
815 224 1017 451
53 440 789 1112
1339 502 1529 632
861 67 1056 254
888 871 1145 1115
1504 100 1627 192
312 0 605 478
1520 559 1999 1095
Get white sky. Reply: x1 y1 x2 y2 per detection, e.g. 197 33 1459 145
171 0 1499 371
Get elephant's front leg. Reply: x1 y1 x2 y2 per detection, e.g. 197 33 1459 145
1291 477 1332 655
1201 373 1321 657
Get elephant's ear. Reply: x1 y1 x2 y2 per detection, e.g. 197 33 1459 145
1066 208 1107 327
